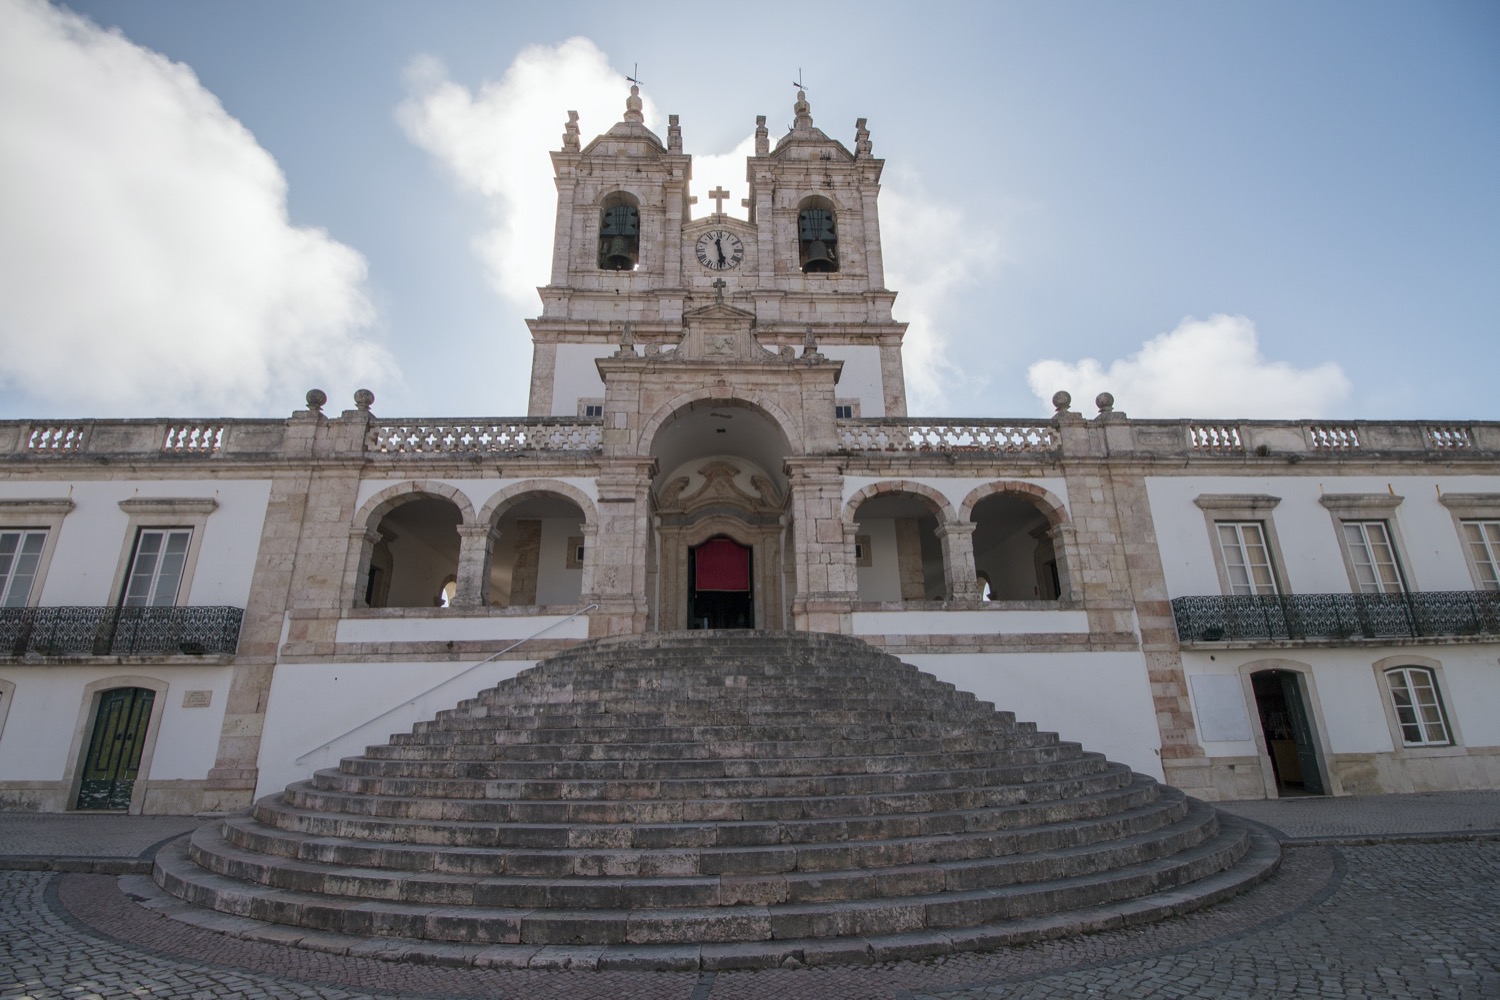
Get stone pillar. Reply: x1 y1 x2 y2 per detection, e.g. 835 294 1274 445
451 523 498 608
786 458 854 633
588 461 655 636
937 520 981 600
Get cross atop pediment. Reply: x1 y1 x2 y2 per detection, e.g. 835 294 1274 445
707 186 731 214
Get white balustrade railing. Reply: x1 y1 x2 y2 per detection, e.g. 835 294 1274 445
1188 423 1242 451
26 424 89 452
369 420 604 455
1307 424 1361 449
163 423 225 454
1425 425 1473 450
836 421 1058 453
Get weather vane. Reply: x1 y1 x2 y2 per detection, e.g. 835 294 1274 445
627 63 642 88
793 69 805 92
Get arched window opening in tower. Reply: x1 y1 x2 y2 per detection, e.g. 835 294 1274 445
599 192 640 271
798 197 838 273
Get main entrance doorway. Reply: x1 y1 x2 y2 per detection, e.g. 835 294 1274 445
1251 669 1326 796
689 537 753 629
76 686 155 810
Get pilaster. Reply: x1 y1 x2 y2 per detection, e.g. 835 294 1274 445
937 521 981 600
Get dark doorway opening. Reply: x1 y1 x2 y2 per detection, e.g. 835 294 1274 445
1251 669 1326 796
689 537 753 629
76 686 155 810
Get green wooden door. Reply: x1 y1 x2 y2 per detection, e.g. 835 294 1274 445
76 687 154 810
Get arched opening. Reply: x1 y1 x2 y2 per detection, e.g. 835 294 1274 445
970 493 1061 601
1249 668 1327 796
852 492 945 602
599 191 640 271
797 196 838 273
365 495 462 608
649 399 791 631
487 493 587 608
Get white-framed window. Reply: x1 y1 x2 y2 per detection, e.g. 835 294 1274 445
1194 494 1287 596
0 529 48 607
1460 519 1500 590
121 528 193 607
1341 520 1405 593
1215 522 1279 595
1384 666 1452 747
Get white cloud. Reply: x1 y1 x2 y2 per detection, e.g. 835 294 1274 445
0 0 392 417
1026 314 1351 418
397 39 658 306
881 169 1003 413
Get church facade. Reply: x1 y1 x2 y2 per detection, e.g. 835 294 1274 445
2 88 1498 816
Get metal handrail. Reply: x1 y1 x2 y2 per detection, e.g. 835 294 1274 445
294 603 598 763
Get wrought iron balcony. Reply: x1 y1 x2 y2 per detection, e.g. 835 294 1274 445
1172 591 1500 644
0 606 244 658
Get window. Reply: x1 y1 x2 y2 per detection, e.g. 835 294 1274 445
1216 522 1278 595
1341 521 1405 593
1194 494 1286 596
583 404 604 418
834 404 853 419
0 529 47 607
1460 520 1500 590
121 528 192 607
1384 666 1452 746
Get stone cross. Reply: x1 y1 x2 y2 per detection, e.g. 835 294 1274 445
707 187 731 214
711 278 726 304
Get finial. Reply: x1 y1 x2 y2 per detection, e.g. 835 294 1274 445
792 69 813 128
667 113 681 152
1051 390 1072 414
1095 392 1114 415
562 110 580 151
305 388 327 413
624 65 644 124
755 114 769 156
354 388 375 412
855 118 872 158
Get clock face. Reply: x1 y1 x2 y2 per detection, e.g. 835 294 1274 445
695 229 744 271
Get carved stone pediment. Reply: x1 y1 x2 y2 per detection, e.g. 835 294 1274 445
656 460 782 516
677 305 758 362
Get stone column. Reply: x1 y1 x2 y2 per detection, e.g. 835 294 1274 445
786 458 855 633
451 523 498 608
937 521 981 600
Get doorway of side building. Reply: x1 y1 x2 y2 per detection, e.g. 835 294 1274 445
689 536 753 629
1251 669 1326 796
75 686 155 810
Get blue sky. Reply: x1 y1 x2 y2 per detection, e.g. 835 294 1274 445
1 0 1496 420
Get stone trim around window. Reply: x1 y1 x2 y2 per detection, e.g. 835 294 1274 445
1439 494 1500 591
1317 493 1414 593
1372 654 1462 754
0 498 75 608
1192 494 1289 596
109 499 219 607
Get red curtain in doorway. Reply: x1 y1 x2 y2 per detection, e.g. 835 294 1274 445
694 538 750 592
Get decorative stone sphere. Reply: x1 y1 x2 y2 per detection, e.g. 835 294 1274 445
305 388 327 411
1095 392 1115 413
354 388 376 411
1051 390 1072 412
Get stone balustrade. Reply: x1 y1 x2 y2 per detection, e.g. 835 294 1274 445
3 414 1496 463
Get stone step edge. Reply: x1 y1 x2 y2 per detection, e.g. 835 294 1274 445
138 818 1279 971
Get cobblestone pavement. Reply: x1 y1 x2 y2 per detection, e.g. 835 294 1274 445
1217 789 1500 841
1 839 1496 999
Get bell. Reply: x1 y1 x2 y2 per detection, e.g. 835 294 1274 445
801 239 836 273
601 236 635 271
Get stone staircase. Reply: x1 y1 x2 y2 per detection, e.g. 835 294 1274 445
153 631 1279 970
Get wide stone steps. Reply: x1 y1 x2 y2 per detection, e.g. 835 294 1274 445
153 812 1256 950
153 630 1279 969
187 795 1212 911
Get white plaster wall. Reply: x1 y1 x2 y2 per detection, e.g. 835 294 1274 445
820 345 886 417
537 518 585 605
903 651 1165 781
855 518 901 601
256 657 544 796
1147 474 1500 598
550 343 618 416
1182 644 1500 759
853 609 1090 635
0 666 231 781
335 612 590 644
0 479 271 606
354 478 601 520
